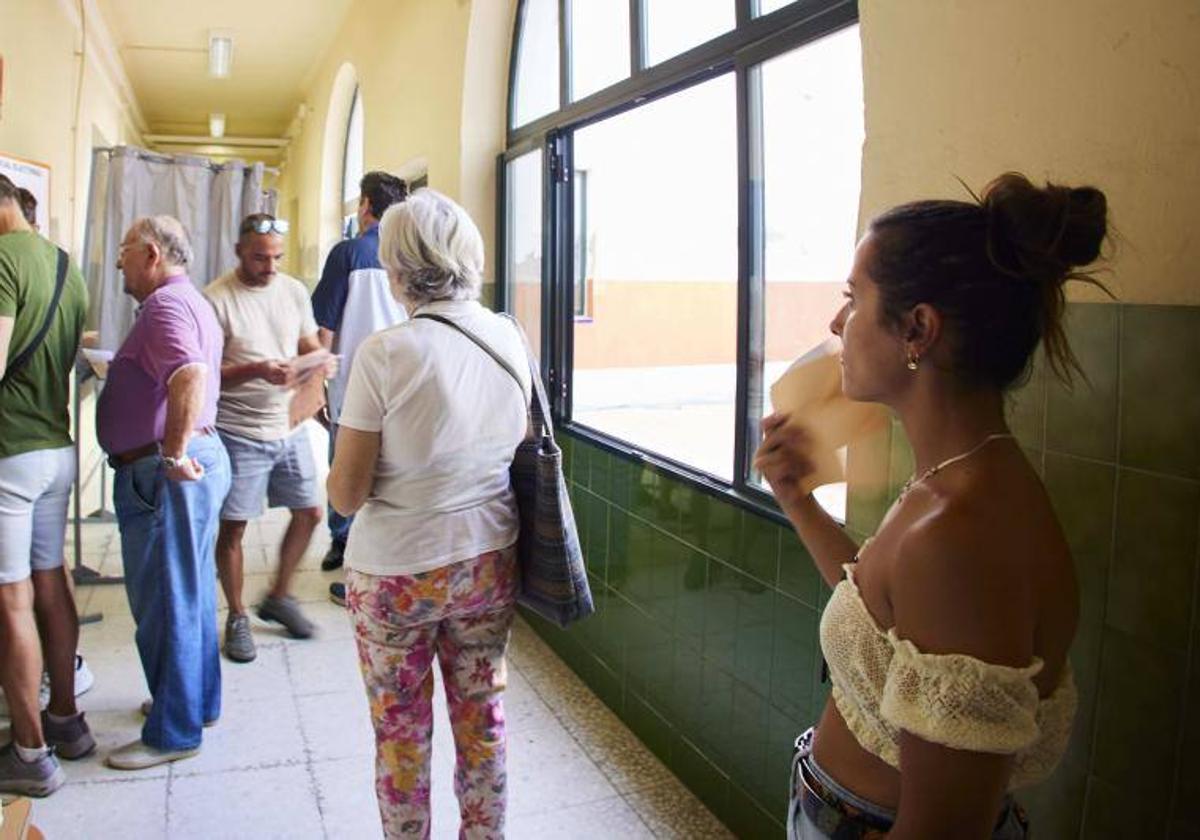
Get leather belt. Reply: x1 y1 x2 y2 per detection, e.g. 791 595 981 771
110 427 216 466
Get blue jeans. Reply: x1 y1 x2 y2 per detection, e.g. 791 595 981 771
327 422 352 547
787 728 1029 839
113 435 231 751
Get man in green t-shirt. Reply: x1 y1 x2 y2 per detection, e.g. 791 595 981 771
0 174 93 796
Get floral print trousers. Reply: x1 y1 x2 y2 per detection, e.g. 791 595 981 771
347 546 518 840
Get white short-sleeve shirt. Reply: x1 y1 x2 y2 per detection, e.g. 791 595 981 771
204 270 319 441
338 299 532 576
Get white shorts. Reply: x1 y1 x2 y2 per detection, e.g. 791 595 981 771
0 446 76 585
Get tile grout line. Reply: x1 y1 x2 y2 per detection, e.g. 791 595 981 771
1078 302 1124 838
283 640 333 840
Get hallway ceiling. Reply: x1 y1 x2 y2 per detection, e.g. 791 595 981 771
98 0 354 159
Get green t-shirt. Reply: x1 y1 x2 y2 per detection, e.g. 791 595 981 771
0 231 88 458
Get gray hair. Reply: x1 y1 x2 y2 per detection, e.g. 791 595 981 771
129 215 193 268
377 189 483 306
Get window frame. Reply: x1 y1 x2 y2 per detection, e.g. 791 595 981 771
500 0 861 523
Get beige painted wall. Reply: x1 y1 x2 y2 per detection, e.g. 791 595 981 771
276 0 516 287
0 0 143 256
859 0 1200 305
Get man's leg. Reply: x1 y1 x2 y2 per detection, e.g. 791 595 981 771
322 421 352 571
31 570 77 719
30 446 82 720
257 428 320 638
108 438 231 768
271 506 321 601
0 579 44 749
215 520 249 616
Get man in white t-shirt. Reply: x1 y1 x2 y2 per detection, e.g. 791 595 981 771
204 214 332 663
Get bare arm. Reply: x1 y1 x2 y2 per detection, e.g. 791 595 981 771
221 359 279 386
327 426 380 516
0 316 13 380
755 413 859 586
317 327 335 350
887 516 1030 839
161 364 207 481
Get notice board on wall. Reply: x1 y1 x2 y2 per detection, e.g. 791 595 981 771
0 151 51 233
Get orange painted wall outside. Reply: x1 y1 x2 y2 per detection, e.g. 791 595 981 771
529 280 845 369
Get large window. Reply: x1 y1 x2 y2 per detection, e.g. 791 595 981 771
502 0 862 516
341 86 364 238
571 75 738 479
505 149 544 362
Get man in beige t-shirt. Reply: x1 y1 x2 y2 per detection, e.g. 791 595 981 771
203 214 332 663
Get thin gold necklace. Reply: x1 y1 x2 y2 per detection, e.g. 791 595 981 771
898 433 1015 500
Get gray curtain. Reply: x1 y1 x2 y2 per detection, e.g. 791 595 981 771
85 146 268 350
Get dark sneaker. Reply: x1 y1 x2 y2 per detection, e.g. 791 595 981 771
41 711 96 760
257 595 315 639
223 613 257 663
329 582 346 608
320 541 345 571
0 742 65 797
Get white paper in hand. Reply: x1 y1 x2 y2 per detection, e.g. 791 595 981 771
768 338 887 493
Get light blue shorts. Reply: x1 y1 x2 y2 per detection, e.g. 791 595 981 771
0 446 76 584
218 427 319 521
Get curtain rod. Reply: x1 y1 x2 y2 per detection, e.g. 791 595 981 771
94 146 280 176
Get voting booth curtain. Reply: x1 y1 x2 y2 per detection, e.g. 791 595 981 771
84 146 274 349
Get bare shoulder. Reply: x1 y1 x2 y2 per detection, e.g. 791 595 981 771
889 493 1036 667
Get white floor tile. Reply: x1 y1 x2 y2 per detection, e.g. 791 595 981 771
31 777 168 839
296 690 375 762
168 764 323 839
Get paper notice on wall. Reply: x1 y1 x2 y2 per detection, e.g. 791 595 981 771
769 338 888 493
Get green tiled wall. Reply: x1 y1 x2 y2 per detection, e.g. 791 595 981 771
524 301 1200 839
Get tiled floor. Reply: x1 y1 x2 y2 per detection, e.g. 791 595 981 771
3 509 734 839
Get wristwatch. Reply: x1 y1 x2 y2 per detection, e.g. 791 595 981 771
161 454 186 470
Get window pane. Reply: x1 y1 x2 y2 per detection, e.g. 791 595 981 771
342 89 364 238
572 75 737 479
755 0 795 15
513 0 560 127
645 0 733 66
506 150 544 362
752 25 864 517
570 1 630 101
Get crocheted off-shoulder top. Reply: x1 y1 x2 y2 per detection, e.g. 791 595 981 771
820 563 1077 790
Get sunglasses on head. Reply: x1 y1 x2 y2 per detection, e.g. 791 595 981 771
246 218 289 235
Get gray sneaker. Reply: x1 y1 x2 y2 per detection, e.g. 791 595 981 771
223 613 257 663
41 711 96 760
0 742 65 797
257 595 315 639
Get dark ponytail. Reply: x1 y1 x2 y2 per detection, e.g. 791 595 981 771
868 172 1110 389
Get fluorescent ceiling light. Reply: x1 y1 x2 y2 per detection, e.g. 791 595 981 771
209 113 226 138
208 30 233 78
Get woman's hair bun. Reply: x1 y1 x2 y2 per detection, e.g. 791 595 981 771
981 172 1108 282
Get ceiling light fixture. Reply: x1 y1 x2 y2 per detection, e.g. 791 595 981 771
208 30 233 78
209 113 226 138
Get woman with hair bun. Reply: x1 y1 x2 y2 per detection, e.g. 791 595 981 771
758 173 1108 838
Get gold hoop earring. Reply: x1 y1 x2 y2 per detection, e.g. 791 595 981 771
906 352 920 371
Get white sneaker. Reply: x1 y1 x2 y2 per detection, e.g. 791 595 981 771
0 653 93 716
74 654 95 697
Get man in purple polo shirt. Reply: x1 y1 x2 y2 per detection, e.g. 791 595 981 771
96 216 231 771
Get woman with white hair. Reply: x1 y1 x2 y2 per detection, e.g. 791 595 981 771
328 189 530 839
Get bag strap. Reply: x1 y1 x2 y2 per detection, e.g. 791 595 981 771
412 312 553 438
3 247 69 385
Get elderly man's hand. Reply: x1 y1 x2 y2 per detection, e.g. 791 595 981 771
165 455 205 482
